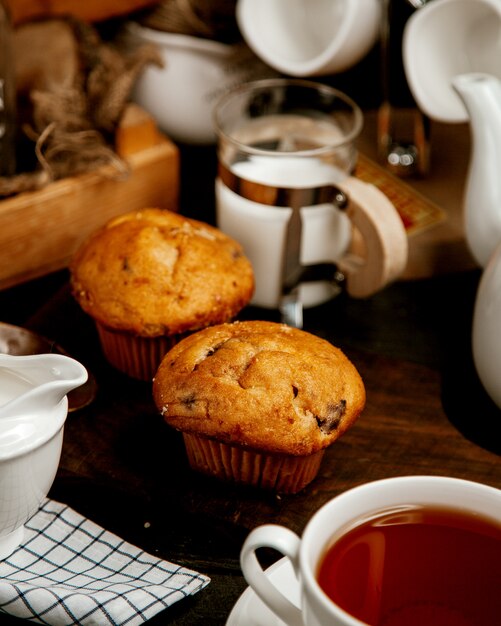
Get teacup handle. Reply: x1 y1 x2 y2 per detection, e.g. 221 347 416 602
240 524 304 626
337 176 408 298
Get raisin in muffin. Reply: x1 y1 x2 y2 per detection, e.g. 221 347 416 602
70 209 254 380
153 320 365 493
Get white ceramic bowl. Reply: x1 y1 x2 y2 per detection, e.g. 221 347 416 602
236 0 381 77
0 354 87 559
403 0 501 123
125 22 275 144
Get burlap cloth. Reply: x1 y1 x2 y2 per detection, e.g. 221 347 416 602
0 18 162 197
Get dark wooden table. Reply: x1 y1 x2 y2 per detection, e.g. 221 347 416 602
0 143 500 625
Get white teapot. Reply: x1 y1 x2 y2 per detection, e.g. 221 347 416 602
403 0 501 410
453 75 501 409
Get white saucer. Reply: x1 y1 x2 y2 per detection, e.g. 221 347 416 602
226 557 300 625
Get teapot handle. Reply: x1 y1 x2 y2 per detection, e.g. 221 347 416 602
337 176 408 298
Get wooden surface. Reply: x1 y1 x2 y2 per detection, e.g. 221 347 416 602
0 128 499 625
0 257 499 626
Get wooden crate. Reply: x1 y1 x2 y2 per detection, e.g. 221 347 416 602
0 105 179 290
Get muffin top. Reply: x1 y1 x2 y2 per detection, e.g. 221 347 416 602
70 209 255 337
153 320 366 456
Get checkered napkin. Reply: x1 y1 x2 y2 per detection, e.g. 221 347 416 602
0 499 210 625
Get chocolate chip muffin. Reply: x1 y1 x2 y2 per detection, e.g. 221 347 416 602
70 209 254 380
153 320 365 493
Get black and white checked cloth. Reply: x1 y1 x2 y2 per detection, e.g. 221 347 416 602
0 499 210 625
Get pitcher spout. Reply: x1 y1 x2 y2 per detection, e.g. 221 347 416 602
452 72 501 267
0 353 88 418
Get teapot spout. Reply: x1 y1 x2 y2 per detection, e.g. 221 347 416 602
452 72 501 122
0 353 88 418
452 72 501 267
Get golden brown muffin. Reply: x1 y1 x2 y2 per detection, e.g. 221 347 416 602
70 208 254 380
153 320 365 493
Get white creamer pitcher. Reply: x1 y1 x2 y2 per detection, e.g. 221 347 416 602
0 353 87 559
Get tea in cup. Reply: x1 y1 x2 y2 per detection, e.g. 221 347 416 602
214 79 408 327
240 475 501 626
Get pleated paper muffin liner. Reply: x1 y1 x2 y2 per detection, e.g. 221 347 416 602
182 432 325 494
95 322 186 381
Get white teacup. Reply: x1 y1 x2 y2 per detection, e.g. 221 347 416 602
236 0 381 76
403 0 501 123
240 475 501 626
214 79 408 327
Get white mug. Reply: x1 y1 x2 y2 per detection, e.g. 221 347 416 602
214 79 408 326
240 475 501 626
236 0 381 77
125 22 275 144
403 0 501 123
